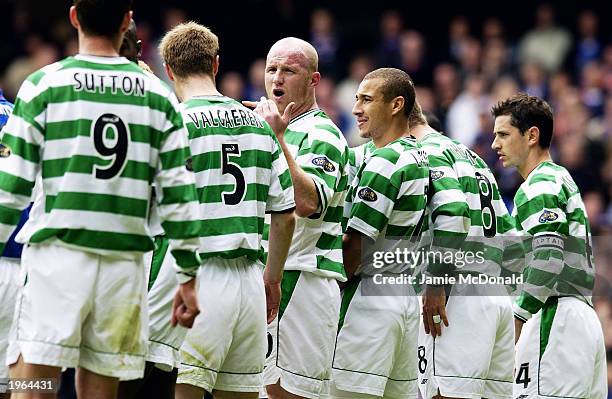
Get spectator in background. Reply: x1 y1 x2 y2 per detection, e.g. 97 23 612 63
602 45 612 93
375 10 403 68
456 37 482 80
150 7 187 82
244 58 267 100
336 54 373 145
2 35 59 99
482 17 505 42
447 74 488 148
415 86 436 114
219 71 245 99
399 30 431 85
448 16 471 63
481 38 512 85
581 61 605 117
517 3 572 73
432 62 460 128
574 10 601 75
316 77 351 137
520 61 548 99
548 70 572 109
310 9 340 79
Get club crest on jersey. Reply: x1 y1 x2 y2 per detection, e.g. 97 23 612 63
312 156 335 172
538 210 559 223
430 170 444 181
358 187 378 202
0 144 11 158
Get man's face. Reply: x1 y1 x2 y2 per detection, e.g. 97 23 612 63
352 78 393 139
119 35 141 63
491 114 529 169
265 48 312 114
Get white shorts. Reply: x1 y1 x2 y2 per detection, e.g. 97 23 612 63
330 276 419 399
144 236 187 371
177 257 266 393
418 285 514 399
7 243 148 380
0 258 21 379
514 297 607 399
264 270 341 399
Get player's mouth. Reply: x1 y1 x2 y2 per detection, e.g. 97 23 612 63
272 88 285 100
356 118 367 128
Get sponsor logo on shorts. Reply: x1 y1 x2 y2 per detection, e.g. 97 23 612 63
312 156 335 172
538 209 559 223
358 187 377 202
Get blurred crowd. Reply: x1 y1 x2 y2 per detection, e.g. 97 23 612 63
1 2 611 393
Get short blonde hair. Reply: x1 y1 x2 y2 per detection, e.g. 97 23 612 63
159 21 219 78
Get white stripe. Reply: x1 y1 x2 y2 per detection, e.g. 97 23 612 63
200 232 260 253
44 173 150 200
44 209 146 234
189 133 273 156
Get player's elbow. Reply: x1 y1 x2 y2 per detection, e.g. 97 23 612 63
295 200 318 218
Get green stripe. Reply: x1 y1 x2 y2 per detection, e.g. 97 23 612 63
192 149 272 170
30 228 154 252
279 271 301 321
160 220 201 239
197 183 268 204
316 232 342 250
200 247 260 262
160 184 198 205
45 192 148 217
200 216 263 237
160 146 190 170
45 119 165 148
317 255 346 277
338 277 360 331
0 171 34 197
42 156 153 181
539 297 558 360
149 236 170 291
0 205 23 225
169 249 201 269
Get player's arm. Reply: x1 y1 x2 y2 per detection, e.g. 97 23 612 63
264 133 296 322
265 211 295 323
0 77 45 252
422 151 470 337
344 151 399 279
513 192 565 331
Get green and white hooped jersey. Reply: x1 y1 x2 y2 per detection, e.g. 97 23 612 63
181 95 294 262
263 109 349 281
512 161 595 321
343 140 376 230
0 55 201 270
418 130 522 283
346 137 429 274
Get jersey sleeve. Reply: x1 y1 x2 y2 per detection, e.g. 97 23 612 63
0 74 46 252
513 187 566 321
296 125 346 218
346 151 399 241
425 150 470 277
266 133 295 213
154 95 202 276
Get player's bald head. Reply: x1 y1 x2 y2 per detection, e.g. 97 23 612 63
267 37 318 73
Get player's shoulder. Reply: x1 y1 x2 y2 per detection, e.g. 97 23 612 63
291 108 347 147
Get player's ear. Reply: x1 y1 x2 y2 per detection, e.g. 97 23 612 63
164 63 175 82
212 55 220 77
391 96 404 116
311 71 321 88
69 6 80 30
526 126 540 147
119 11 133 34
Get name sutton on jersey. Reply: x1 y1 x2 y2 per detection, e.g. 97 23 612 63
73 72 146 97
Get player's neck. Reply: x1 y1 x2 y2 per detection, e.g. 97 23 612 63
288 96 318 121
78 32 121 57
175 76 220 102
518 149 552 180
373 118 408 148
407 123 432 140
